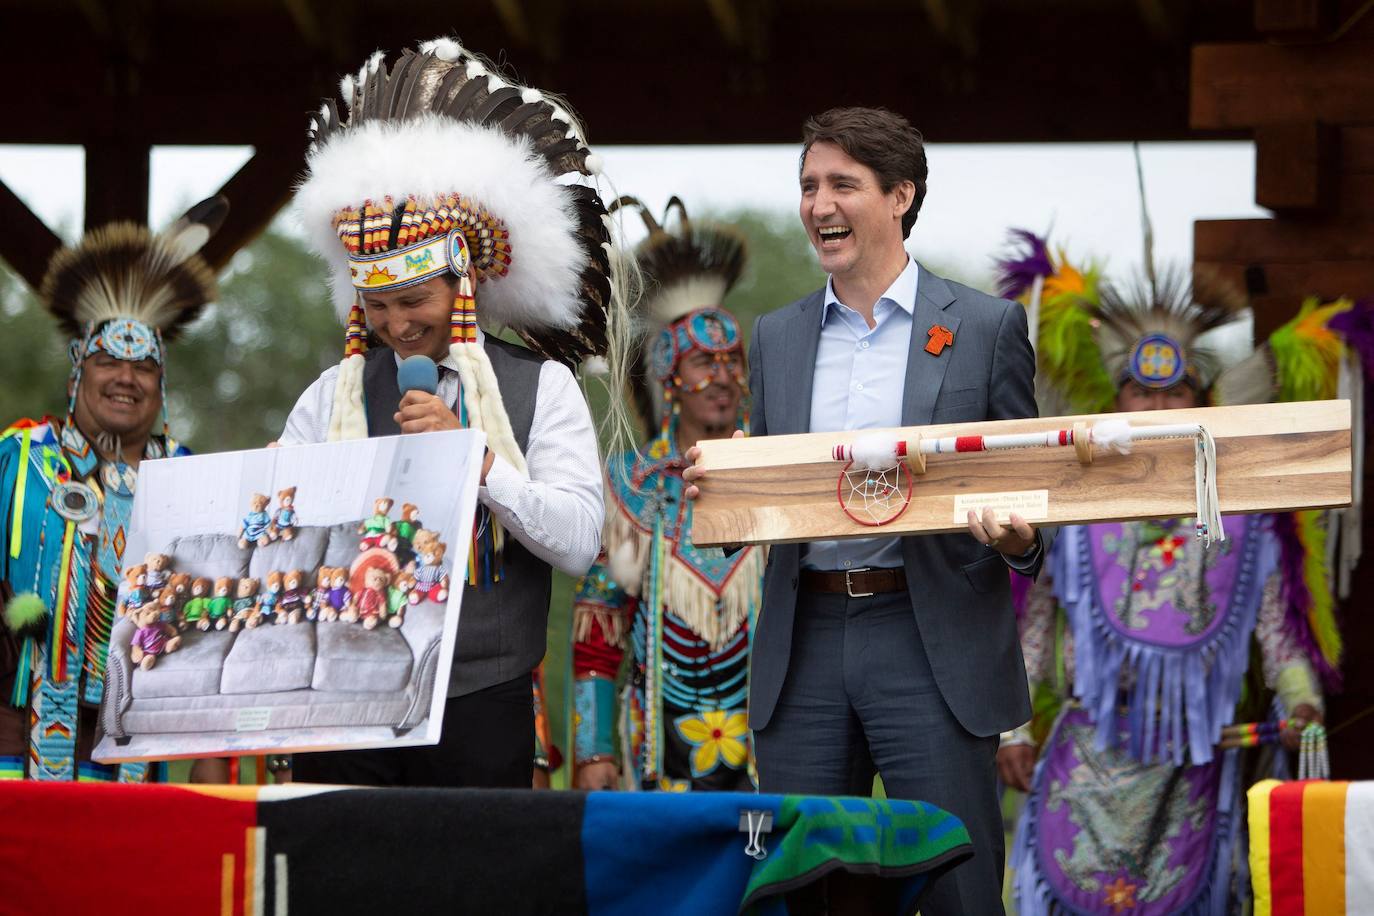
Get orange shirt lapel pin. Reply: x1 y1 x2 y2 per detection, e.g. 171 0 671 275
925 324 954 356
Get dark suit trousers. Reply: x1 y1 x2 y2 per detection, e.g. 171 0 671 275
293 674 534 788
753 589 1004 916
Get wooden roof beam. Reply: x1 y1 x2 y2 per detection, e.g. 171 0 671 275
200 143 307 272
84 138 149 231
0 179 64 291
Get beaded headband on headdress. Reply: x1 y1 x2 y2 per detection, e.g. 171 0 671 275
650 308 744 386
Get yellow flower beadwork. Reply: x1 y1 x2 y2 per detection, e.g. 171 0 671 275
675 709 749 778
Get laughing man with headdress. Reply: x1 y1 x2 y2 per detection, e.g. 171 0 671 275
280 38 628 789
993 234 1340 915
571 198 765 792
0 197 225 781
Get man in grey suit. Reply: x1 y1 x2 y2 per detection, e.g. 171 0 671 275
688 107 1045 913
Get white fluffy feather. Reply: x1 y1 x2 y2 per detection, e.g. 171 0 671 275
419 37 464 62
648 276 730 325
1090 419 1134 454
297 116 585 332
850 434 900 470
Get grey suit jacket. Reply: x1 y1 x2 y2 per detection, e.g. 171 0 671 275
746 264 1046 738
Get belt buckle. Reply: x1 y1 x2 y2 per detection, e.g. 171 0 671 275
845 567 874 599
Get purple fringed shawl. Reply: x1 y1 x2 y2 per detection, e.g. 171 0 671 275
1053 515 1275 767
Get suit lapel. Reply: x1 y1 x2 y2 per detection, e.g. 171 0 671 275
785 290 826 434
902 265 961 426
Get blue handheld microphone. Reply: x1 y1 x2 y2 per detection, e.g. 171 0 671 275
397 355 439 396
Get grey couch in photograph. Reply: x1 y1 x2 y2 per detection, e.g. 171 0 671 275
101 520 447 743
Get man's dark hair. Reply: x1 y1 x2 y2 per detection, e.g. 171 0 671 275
801 107 928 238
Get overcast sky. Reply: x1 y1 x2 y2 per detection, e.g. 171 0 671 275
0 140 1269 287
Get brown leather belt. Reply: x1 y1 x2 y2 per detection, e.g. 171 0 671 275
799 567 908 598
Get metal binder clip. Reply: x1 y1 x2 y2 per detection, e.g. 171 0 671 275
739 809 773 860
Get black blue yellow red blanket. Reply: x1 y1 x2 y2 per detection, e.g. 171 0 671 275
0 782 970 915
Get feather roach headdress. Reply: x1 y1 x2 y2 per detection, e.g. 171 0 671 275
612 196 748 444
297 37 625 469
39 194 227 440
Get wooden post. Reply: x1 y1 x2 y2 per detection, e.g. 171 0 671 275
83 138 149 231
0 178 64 290
200 144 307 271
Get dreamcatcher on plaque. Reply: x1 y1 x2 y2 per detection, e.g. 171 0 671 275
832 440 915 527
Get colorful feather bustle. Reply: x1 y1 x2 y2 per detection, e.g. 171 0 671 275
994 228 1055 301
1270 297 1353 403
1264 297 1355 690
1272 511 1342 690
994 230 1115 415
1327 298 1374 383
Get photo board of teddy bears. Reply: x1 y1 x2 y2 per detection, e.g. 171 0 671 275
92 429 486 762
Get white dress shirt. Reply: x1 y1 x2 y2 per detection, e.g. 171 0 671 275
278 333 604 577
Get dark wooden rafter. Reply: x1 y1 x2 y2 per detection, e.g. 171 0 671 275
200 144 307 271
84 138 150 231
0 180 64 290
0 1 1257 146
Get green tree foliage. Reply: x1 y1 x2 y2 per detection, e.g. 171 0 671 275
0 267 71 423
167 231 342 452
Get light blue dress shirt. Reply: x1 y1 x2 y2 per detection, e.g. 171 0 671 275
802 257 920 571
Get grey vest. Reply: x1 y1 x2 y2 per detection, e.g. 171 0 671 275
362 341 552 697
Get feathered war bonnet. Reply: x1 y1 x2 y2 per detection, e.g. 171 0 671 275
612 197 748 450
40 195 227 448
296 38 623 474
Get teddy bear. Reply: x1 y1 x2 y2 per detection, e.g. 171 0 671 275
129 603 181 671
358 497 396 551
238 493 272 549
117 564 148 617
181 577 214 631
227 577 259 633
321 567 352 622
279 569 307 624
387 569 415 628
393 503 423 562
156 587 182 630
354 567 390 630
207 576 234 631
409 530 450 605
253 571 283 627
161 572 193 622
268 487 298 542
143 552 172 596
306 567 332 621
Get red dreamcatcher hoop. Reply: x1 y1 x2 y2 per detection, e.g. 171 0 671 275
835 459 914 527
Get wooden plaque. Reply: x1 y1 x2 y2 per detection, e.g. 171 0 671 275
690 400 1352 547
